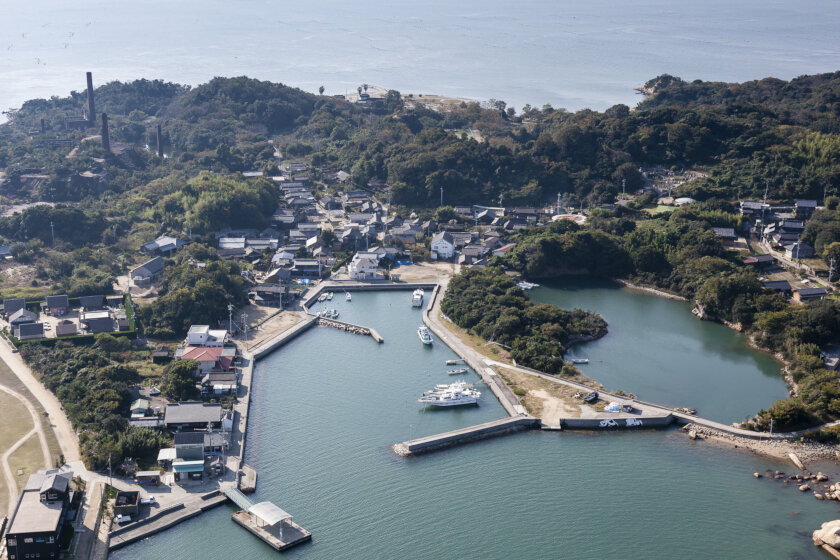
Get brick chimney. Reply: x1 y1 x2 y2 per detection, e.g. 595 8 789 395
86 72 96 126
101 113 110 153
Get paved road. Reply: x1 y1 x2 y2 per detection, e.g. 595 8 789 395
0 384 51 515
0 335 80 463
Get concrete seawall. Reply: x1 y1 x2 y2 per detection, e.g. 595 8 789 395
394 417 540 456
302 281 437 310
250 316 317 360
559 414 674 430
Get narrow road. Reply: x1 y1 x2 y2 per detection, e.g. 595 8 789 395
0 337 80 463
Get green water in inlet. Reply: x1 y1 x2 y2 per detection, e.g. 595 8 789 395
112 289 834 559
529 277 790 424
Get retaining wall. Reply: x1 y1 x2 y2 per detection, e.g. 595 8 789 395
560 415 674 430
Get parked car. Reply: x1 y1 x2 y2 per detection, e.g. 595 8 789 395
140 497 156 505
583 391 599 404
115 514 132 524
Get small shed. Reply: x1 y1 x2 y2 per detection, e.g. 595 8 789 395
157 447 176 467
173 460 205 481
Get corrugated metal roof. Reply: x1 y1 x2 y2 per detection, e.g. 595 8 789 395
248 501 292 525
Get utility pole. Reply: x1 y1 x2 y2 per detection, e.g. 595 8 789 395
556 192 561 215
762 184 768 224
498 193 503 207
241 312 248 340
228 303 234 333
50 220 55 246
440 186 443 207
622 178 626 199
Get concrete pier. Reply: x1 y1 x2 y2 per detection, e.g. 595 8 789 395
239 464 257 493
393 417 539 456
250 316 317 359
108 491 228 551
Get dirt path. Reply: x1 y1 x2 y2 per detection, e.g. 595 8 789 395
1 428 38 515
0 338 80 463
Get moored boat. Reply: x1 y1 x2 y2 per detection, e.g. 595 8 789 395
570 358 589 364
516 281 540 290
418 381 480 406
411 288 424 307
346 292 352 301
447 368 469 375
418 326 433 345
327 291 334 300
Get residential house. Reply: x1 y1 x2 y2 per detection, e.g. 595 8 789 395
740 200 770 219
174 431 205 461
3 298 25 316
4 469 74 560
430 231 455 260
186 325 228 347
45 294 69 316
164 402 223 431
130 398 151 418
15 323 44 340
130 256 165 288
55 319 78 337
291 258 323 278
712 227 737 246
320 196 343 210
78 295 105 311
449 232 475 248
177 346 235 374
251 284 288 307
742 254 775 270
80 310 115 334
794 287 827 303
762 280 793 298
492 243 516 257
8 308 37 325
217 237 248 259
142 235 188 255
201 372 239 397
348 252 380 280
795 199 818 219
785 242 815 259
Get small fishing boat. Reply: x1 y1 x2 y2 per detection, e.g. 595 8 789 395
318 293 328 302
447 368 469 375
516 281 540 290
570 358 589 364
345 292 352 301
327 291 334 301
418 326 433 345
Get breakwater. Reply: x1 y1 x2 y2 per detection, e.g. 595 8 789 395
394 417 540 456
316 317 384 342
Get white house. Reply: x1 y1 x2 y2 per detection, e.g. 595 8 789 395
347 253 379 280
186 325 229 347
430 231 455 260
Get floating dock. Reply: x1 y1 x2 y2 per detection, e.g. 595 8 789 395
393 417 539 456
223 487 311 552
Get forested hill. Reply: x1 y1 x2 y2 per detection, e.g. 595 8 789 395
638 72 840 132
2 71 839 211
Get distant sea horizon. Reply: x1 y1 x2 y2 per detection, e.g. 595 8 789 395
2 0 839 120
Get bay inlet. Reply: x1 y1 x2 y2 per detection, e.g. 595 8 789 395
112 289 830 559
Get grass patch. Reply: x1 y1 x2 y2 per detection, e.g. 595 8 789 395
0 357 61 465
0 391 33 514
9 433 47 493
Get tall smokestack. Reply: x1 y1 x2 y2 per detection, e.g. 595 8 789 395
156 124 163 157
40 118 45 134
86 72 96 126
101 112 110 153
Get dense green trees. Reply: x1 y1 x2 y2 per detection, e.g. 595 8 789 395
441 268 607 374
137 250 246 338
161 360 200 401
21 335 171 470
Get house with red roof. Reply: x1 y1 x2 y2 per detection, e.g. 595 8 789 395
176 345 236 375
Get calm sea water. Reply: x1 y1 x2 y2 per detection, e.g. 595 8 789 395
2 0 839 116
530 277 789 424
113 289 836 559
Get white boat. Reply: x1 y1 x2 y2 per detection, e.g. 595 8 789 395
447 368 469 375
418 326 433 345
570 358 589 364
345 292 352 301
318 293 328 302
327 291 334 301
517 281 540 290
411 288 425 307
418 381 480 406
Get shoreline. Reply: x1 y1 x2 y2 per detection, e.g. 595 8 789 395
683 423 838 463
615 279 687 301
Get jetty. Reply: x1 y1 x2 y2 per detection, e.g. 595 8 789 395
224 487 311 551
394 417 539 456
316 317 384 342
